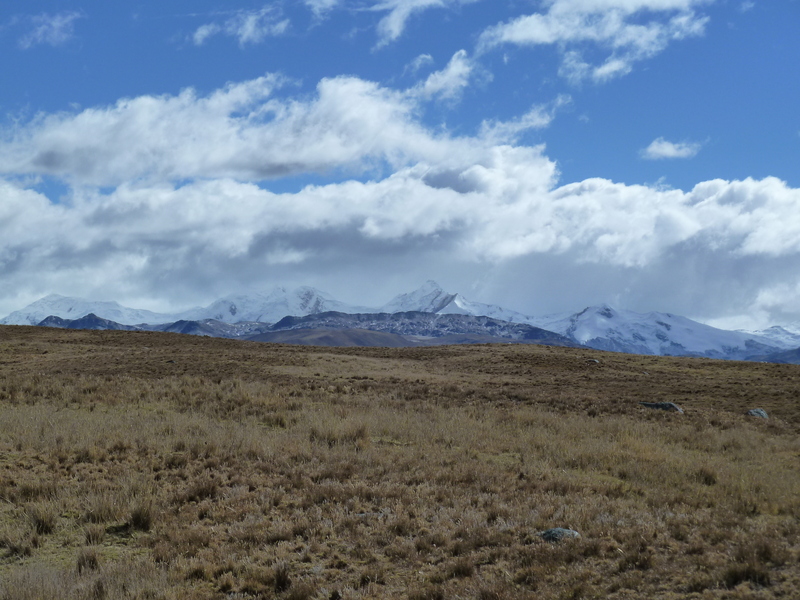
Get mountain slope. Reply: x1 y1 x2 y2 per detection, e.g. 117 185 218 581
746 347 800 365
248 328 416 347
37 313 139 331
536 304 783 360
148 320 272 338
267 311 580 347
739 326 800 349
153 287 373 324
1 294 179 326
2 287 373 327
381 280 536 323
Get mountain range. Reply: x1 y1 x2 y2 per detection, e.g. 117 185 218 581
3 281 800 362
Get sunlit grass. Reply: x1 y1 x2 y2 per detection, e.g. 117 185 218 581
0 325 798 598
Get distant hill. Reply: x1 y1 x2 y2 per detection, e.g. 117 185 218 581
148 319 271 338
746 347 800 365
268 311 579 347
38 313 138 331
248 328 415 347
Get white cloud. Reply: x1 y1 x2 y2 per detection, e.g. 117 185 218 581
372 0 480 47
3 164 800 325
415 50 475 101
18 11 82 49
480 95 572 142
0 73 521 187
192 6 289 47
304 0 342 18
405 54 434 75
641 137 702 159
478 0 711 83
2 73 800 327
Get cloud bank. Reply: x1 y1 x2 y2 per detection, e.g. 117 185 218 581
1 72 799 327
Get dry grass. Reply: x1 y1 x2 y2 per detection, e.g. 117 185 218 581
0 325 799 599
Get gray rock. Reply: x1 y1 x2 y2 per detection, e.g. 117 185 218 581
538 528 581 542
747 408 769 419
639 401 684 414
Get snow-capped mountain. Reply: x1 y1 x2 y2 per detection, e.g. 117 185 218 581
0 294 180 326
1 287 373 327
381 280 535 323
536 304 787 360
3 282 798 361
180 287 372 324
739 325 800 349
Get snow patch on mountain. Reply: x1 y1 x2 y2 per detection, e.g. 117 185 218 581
739 326 800 349
182 287 375 324
2 287 375 327
382 280 458 314
382 280 535 323
541 304 785 359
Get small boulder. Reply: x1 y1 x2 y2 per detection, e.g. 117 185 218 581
747 408 769 419
538 528 581 542
639 401 684 414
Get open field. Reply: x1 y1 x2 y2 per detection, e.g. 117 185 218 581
0 325 799 599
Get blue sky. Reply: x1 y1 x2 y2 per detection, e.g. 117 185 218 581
1 0 799 329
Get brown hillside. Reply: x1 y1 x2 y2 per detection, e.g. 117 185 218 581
0 325 798 599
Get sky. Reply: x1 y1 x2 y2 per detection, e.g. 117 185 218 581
0 0 799 329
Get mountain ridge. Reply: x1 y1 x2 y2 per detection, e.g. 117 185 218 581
3 281 797 360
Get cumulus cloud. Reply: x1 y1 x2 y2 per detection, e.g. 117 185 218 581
2 73 800 327
641 137 702 159
193 6 289 47
3 164 800 325
478 0 711 83
414 50 475 101
18 11 83 49
0 73 521 187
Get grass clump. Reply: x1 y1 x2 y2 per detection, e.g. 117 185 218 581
25 502 58 536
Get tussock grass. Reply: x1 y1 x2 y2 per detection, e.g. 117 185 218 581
0 326 799 598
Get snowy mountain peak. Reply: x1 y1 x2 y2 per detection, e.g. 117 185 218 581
576 304 616 320
0 294 177 326
420 280 444 292
547 304 787 359
382 281 457 314
740 325 800 349
380 281 539 324
180 286 375 324
295 286 338 314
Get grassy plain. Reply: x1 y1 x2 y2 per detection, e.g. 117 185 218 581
0 325 798 599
